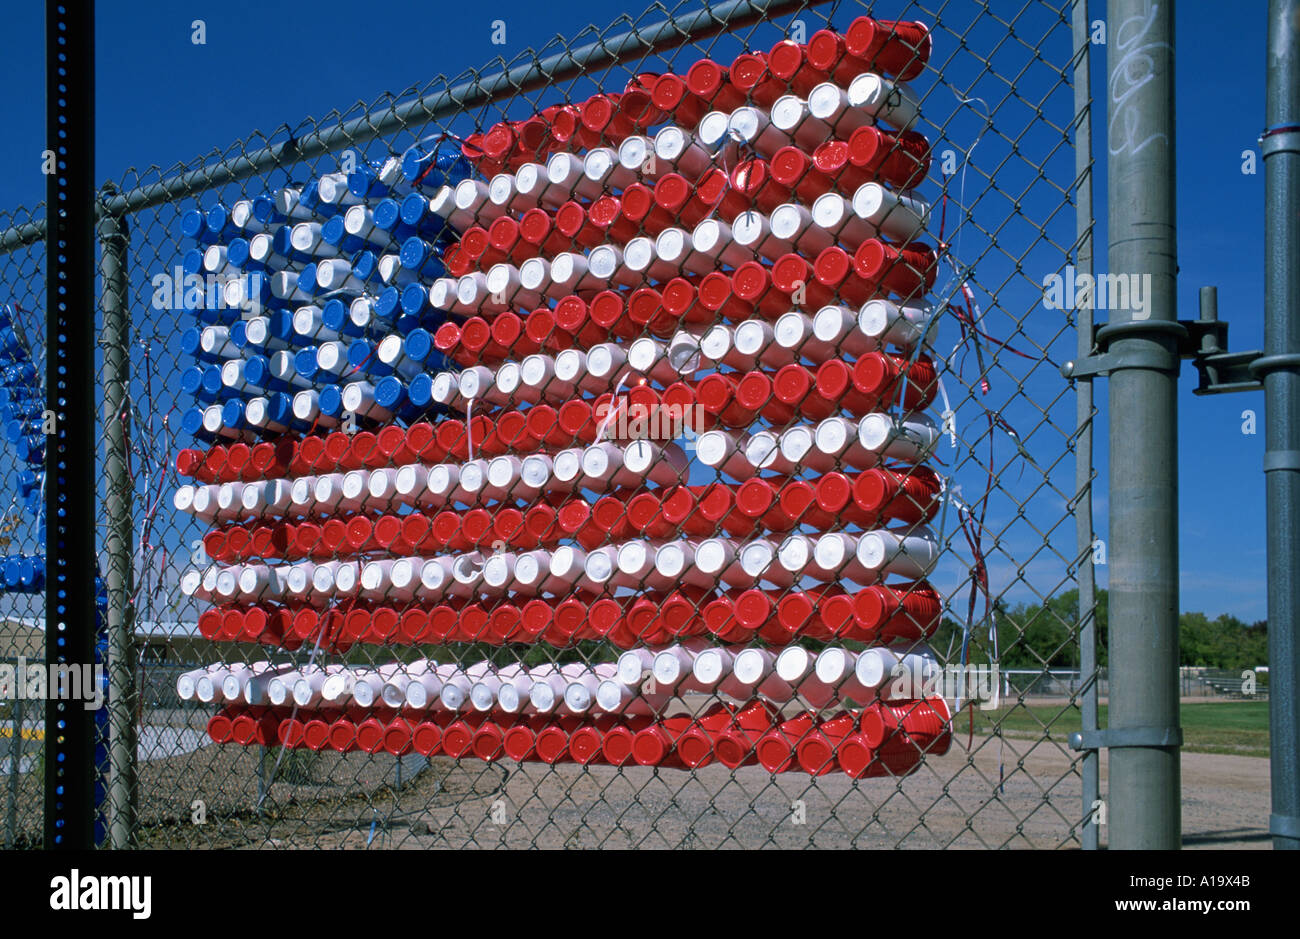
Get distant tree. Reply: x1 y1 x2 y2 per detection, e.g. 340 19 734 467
930 587 1265 671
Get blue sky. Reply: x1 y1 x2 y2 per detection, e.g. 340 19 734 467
0 0 1273 622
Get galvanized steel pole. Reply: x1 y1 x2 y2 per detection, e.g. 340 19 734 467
1105 0 1182 849
1071 0 1100 851
1262 0 1300 851
98 200 137 849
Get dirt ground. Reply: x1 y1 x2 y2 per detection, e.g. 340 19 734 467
83 729 1267 850
4 691 1273 849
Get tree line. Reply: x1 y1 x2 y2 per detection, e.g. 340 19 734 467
931 588 1268 672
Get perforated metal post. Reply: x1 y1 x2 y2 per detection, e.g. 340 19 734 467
43 0 98 849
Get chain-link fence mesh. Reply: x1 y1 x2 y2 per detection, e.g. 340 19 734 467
4 0 1101 849
0 201 48 849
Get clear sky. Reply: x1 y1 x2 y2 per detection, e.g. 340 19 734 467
0 0 1274 622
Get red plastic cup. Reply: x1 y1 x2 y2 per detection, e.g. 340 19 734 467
568 718 615 765
848 125 931 188
812 359 874 416
773 589 817 640
587 195 642 242
581 93 637 142
766 39 835 96
852 352 938 411
481 603 519 644
412 720 444 757
536 718 581 764
503 716 547 762
342 607 373 645
350 433 385 470
734 477 792 533
547 104 601 152
737 260 826 316
256 439 292 478
854 582 942 641
470 720 510 761
398 607 430 644
659 588 708 637
756 713 816 772
854 240 936 299
685 59 745 111
590 290 637 338
519 207 572 255
525 309 571 352
770 146 837 204
303 717 333 752
225 443 253 480
405 422 440 462
812 246 875 306
367 607 401 644
701 595 748 642
206 711 235 744
323 432 353 471
651 73 709 126
810 139 873 192
675 704 735 768
806 29 867 86
632 715 693 768
426 603 463 643
176 447 207 480
778 479 838 530
773 363 835 420
277 717 306 748
441 715 484 758
853 465 940 523
654 173 709 228
844 17 931 81
555 201 605 248
215 607 243 642
600 717 651 765
728 51 784 107
735 370 797 424
796 712 858 776
324 717 358 752
813 471 873 528
696 168 752 220
713 700 776 768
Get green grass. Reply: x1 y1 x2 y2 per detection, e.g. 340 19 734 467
967 700 1271 758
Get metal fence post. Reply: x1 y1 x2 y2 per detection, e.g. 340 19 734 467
1071 0 1100 851
44 0 98 850
1263 0 1300 852
98 200 137 849
1104 0 1182 849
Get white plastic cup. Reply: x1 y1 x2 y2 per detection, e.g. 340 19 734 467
654 125 713 178
859 298 934 347
806 81 876 136
852 182 929 241
858 411 942 463
697 429 757 480
846 73 921 130
769 94 835 149
856 526 940 579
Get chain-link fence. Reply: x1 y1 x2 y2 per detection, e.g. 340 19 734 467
0 196 48 848
3 0 1105 849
